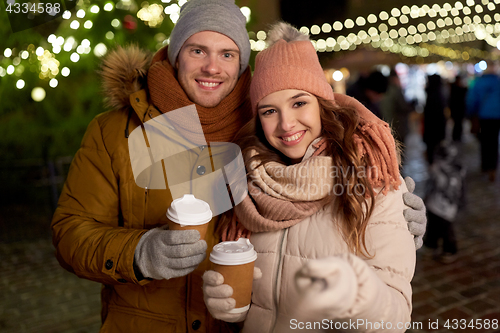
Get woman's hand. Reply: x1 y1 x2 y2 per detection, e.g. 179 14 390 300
202 267 262 322
294 256 358 320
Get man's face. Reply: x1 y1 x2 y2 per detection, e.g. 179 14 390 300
176 31 240 108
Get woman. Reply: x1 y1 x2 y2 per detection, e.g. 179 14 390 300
203 23 416 332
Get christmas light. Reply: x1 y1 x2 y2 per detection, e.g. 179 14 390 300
70 53 80 62
84 21 93 29
106 31 114 39
90 5 100 13
61 67 70 77
240 6 251 23
94 43 107 57
111 19 120 28
36 47 44 56
77 9 86 18
4 48 12 57
49 79 58 88
104 3 114 11
16 80 25 89
70 20 80 29
62 10 71 19
0 67 5 77
31 87 46 102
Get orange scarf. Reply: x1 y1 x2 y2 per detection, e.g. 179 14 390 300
147 46 252 144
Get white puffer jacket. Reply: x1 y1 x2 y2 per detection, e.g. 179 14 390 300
243 179 416 333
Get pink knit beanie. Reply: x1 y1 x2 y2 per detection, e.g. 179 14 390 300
250 22 334 113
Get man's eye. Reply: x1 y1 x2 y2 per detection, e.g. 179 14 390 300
193 49 202 54
223 53 233 58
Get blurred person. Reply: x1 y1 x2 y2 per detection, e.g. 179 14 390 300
423 74 447 165
380 69 413 154
423 141 465 264
50 2 427 332
202 23 416 332
346 70 389 118
466 62 500 182
449 74 468 142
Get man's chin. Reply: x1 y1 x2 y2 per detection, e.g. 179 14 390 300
191 95 224 108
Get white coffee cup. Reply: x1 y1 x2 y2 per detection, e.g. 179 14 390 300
166 194 212 240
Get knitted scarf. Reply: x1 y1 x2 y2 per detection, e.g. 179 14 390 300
222 139 329 240
147 46 252 144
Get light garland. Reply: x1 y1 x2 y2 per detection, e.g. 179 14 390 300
249 0 500 61
2 1 498 93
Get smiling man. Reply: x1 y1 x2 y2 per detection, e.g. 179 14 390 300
51 0 427 332
51 0 253 332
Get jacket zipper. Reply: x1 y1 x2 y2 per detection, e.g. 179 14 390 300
143 187 149 228
271 228 288 332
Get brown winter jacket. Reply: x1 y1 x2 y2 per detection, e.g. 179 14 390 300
51 47 233 333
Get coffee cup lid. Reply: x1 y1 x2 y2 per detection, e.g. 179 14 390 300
209 238 257 265
167 194 212 225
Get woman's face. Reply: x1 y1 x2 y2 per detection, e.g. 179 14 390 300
257 89 322 163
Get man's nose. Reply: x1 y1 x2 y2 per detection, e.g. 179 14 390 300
202 55 221 75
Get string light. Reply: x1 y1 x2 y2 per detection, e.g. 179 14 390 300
16 79 25 89
104 2 114 11
31 87 46 102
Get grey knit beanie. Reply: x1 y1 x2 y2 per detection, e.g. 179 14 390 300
167 0 250 77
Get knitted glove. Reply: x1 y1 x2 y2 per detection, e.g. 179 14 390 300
294 256 358 320
202 267 262 322
403 176 427 250
134 228 207 280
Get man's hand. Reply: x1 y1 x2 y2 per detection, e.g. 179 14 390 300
134 228 207 280
403 176 427 250
202 267 262 322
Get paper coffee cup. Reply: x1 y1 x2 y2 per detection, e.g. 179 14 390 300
166 194 212 240
209 238 258 312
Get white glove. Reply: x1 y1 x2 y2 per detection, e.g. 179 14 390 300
202 267 262 322
294 256 358 320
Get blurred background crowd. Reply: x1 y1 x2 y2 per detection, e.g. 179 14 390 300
1 0 500 332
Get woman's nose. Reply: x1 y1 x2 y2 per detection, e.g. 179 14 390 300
279 111 296 132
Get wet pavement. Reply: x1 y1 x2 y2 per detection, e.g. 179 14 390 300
0 118 499 333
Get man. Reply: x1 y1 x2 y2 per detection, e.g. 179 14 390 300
347 70 389 119
51 1 426 332
466 61 500 182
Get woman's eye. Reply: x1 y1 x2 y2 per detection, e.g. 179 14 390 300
294 101 306 107
262 109 276 116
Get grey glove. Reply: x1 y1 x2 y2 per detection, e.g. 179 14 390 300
134 228 207 280
402 176 427 250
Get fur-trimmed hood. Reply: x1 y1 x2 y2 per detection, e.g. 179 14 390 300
100 45 152 110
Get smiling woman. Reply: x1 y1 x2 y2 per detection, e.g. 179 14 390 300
203 22 418 333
